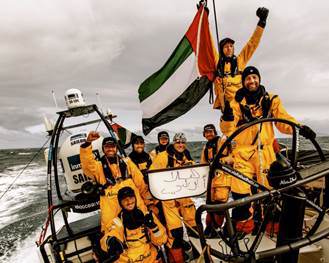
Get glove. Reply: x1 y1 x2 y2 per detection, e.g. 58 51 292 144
144 211 157 229
106 236 124 262
256 7 269 28
196 1 209 14
222 100 234 121
299 125 316 140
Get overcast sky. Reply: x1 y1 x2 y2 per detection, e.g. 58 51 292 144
1 0 329 149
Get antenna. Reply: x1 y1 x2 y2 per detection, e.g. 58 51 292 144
52 90 58 109
96 93 104 114
106 108 114 123
43 115 54 135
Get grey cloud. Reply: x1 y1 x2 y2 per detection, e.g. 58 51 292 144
1 0 329 148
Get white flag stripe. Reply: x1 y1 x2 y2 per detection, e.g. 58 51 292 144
141 54 198 118
125 130 132 144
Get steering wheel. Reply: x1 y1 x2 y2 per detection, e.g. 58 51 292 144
201 118 327 262
207 118 325 201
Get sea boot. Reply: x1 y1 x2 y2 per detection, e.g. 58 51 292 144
266 221 279 238
204 212 224 238
168 248 185 263
235 219 254 238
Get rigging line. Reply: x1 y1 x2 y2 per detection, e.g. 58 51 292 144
0 137 51 201
212 0 221 51
95 93 103 132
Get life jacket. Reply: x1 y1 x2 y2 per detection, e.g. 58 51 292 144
204 136 220 163
118 208 151 247
166 145 193 168
129 151 152 184
155 144 167 155
235 86 278 145
236 86 278 127
217 56 242 78
100 156 129 191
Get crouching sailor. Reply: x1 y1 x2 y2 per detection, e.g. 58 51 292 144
80 131 153 252
150 133 197 263
105 187 167 263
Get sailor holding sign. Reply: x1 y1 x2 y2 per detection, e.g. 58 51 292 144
150 133 197 263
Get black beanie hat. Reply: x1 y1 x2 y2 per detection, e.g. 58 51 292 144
219 37 235 56
102 137 117 148
117 187 135 207
203 124 217 136
132 135 144 145
242 66 261 88
157 131 169 142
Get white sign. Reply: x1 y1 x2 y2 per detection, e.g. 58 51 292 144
148 164 209 201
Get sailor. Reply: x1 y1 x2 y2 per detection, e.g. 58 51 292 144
128 135 160 216
149 131 170 160
150 133 197 263
200 124 233 235
213 7 269 112
128 135 152 184
220 66 316 234
80 131 153 252
104 186 167 263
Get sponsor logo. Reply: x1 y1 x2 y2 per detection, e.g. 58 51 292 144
67 150 100 172
70 133 87 146
72 200 100 213
73 173 90 184
67 154 81 171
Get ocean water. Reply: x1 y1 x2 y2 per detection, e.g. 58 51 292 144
0 137 328 262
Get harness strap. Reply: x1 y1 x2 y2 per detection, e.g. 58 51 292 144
100 156 129 189
204 136 220 163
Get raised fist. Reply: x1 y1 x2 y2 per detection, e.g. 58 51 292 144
256 7 269 28
86 131 100 143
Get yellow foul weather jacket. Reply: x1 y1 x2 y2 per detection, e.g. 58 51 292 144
105 214 167 263
200 136 232 202
149 148 196 247
220 93 299 194
80 144 152 251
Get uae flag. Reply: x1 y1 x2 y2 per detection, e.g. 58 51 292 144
111 123 137 149
139 4 218 135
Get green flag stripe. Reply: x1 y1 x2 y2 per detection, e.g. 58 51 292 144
138 37 193 102
142 76 211 135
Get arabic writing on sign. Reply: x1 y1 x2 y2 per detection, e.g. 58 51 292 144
160 168 208 196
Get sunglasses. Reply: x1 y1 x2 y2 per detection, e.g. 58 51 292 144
103 143 116 148
174 140 186 145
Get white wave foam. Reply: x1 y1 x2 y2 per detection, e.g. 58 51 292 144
2 229 40 263
0 163 46 228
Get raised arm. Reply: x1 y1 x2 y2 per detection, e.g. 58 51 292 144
238 7 269 68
